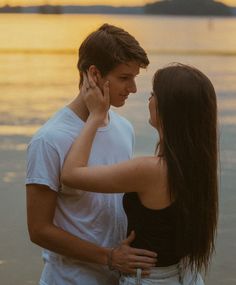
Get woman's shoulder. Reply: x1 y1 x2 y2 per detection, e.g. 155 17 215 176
129 156 168 202
132 155 166 167
131 156 167 179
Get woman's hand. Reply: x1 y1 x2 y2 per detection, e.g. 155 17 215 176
82 72 110 122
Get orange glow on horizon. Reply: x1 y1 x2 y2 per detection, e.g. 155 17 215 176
216 0 236 6
1 0 236 7
0 0 148 7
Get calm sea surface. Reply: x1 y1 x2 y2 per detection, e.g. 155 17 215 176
0 14 235 285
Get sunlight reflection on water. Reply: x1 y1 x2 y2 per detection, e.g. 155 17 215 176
0 14 236 149
2 171 17 183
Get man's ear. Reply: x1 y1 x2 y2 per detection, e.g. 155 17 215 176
87 65 102 85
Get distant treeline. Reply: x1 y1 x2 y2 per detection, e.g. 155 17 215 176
145 0 232 16
0 5 143 15
0 0 235 16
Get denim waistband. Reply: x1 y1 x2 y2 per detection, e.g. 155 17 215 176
125 264 180 280
145 264 179 279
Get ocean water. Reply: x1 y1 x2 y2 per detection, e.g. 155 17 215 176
0 14 235 285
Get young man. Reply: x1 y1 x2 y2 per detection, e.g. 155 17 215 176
26 24 156 285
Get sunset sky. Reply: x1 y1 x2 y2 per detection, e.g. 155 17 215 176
1 0 236 7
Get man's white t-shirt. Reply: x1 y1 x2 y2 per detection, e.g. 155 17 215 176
26 106 135 285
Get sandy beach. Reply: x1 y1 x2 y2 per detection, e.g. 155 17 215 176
0 134 41 285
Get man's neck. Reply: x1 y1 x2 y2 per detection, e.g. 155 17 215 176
67 93 109 126
68 94 89 122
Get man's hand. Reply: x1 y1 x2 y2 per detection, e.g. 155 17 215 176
111 231 157 276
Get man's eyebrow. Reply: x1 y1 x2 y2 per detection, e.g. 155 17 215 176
120 73 132 76
120 72 139 76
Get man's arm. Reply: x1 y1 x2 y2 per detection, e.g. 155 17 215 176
26 184 157 274
26 184 108 264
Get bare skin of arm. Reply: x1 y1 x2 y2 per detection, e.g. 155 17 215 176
61 75 161 196
26 184 157 275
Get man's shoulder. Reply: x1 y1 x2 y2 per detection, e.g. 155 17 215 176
30 126 65 147
29 107 82 148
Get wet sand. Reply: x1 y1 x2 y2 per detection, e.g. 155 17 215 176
0 135 42 285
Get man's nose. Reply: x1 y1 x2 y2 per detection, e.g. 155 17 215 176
127 80 137 94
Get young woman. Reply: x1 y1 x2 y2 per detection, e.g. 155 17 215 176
61 63 218 285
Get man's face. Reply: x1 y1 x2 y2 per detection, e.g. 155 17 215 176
99 61 140 107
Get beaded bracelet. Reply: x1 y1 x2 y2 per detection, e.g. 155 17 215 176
107 247 116 271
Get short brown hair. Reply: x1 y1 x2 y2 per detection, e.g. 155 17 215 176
77 23 149 86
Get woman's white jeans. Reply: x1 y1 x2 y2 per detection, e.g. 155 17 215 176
119 264 204 285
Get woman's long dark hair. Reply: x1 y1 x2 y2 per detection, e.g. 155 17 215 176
153 63 218 274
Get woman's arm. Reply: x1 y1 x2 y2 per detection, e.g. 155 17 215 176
61 74 154 194
62 153 153 193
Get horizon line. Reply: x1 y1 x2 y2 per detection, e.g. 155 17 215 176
1 1 235 8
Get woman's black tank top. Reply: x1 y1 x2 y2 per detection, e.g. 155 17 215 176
123 192 180 267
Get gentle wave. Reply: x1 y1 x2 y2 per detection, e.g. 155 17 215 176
0 125 40 136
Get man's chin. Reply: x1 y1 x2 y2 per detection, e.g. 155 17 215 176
110 101 126 108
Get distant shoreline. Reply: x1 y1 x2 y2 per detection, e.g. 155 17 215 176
0 2 235 17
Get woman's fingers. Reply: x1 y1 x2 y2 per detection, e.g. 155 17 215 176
81 72 90 91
